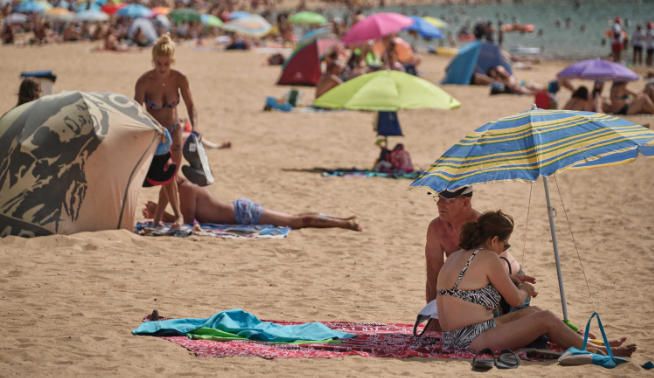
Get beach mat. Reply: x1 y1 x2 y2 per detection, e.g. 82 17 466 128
135 221 291 239
284 168 425 180
158 320 474 360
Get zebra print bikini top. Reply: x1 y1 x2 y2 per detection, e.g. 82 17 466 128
438 248 502 311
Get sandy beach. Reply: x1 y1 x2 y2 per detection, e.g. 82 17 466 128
1 42 653 377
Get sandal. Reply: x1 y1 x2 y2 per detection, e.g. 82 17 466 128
495 349 520 369
471 348 495 371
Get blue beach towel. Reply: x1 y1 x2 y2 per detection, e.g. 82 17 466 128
132 309 354 342
135 221 290 239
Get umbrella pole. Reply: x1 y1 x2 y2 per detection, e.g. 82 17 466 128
543 176 569 321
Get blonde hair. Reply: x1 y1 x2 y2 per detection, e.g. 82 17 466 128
152 33 175 61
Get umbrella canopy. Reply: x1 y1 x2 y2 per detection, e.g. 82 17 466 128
221 15 271 37
44 7 73 22
15 1 52 14
423 16 448 29
228 11 251 20
150 6 170 16
411 109 654 320
169 8 201 24
117 4 151 18
406 16 443 39
557 58 639 82
342 12 413 45
101 2 124 15
201 14 223 28
298 27 331 45
289 11 327 26
0 91 164 237
314 70 460 111
75 9 109 22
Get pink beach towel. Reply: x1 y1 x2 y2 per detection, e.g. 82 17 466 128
159 320 475 360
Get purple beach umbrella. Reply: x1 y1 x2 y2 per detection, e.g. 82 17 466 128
557 58 639 82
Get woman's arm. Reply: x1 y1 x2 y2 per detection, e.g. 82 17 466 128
179 73 198 133
134 76 145 105
485 252 531 307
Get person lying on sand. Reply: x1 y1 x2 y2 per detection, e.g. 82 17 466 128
143 177 362 232
437 210 636 356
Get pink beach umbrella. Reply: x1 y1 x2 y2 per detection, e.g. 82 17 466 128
342 12 413 45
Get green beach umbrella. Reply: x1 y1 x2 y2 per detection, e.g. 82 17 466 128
313 70 460 111
201 14 223 28
169 8 201 23
290 11 327 26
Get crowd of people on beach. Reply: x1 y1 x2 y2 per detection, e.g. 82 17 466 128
3 0 645 364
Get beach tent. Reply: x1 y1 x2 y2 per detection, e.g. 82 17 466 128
277 39 338 86
0 91 164 237
442 41 512 85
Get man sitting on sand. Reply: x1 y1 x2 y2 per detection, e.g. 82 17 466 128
143 177 361 232
424 187 534 329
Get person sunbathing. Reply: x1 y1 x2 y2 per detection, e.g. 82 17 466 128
437 210 636 356
563 86 598 111
487 65 542 95
143 177 362 232
605 81 654 115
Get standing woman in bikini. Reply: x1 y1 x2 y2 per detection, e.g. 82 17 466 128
135 33 199 227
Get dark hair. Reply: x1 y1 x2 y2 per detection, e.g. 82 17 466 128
571 86 589 101
459 210 514 250
16 78 41 106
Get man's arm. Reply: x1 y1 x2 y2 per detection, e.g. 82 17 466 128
425 219 445 303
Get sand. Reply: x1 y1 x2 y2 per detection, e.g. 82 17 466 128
1 42 653 377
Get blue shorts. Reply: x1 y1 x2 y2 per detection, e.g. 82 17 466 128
233 198 264 225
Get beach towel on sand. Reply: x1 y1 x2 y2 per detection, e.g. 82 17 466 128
135 221 290 239
136 313 564 360
133 309 354 342
322 169 424 179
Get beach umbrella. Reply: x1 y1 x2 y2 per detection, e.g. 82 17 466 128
169 8 201 24
342 12 413 45
423 16 448 29
228 11 251 20
221 15 271 37
411 108 654 321
153 14 170 30
15 1 52 14
117 4 151 18
5 13 28 24
406 16 443 39
289 11 327 26
557 58 639 82
0 91 165 237
44 7 73 22
101 2 124 15
201 14 223 28
298 27 331 45
314 70 460 111
75 9 108 22
150 6 170 16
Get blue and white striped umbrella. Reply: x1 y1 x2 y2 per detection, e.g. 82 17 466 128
411 108 654 321
412 109 654 193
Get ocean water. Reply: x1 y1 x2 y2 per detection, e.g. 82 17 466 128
376 0 651 61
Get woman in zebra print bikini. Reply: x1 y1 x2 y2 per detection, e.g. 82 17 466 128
436 210 636 356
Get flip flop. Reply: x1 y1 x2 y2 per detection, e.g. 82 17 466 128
495 349 520 369
471 348 495 371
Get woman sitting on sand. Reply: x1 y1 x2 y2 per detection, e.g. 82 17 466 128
605 81 654 115
563 86 600 112
142 177 361 232
437 210 636 356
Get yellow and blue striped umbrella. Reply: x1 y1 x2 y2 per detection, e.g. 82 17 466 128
412 108 654 321
412 109 654 193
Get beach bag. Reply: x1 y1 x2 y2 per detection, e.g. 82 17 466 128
558 312 629 369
